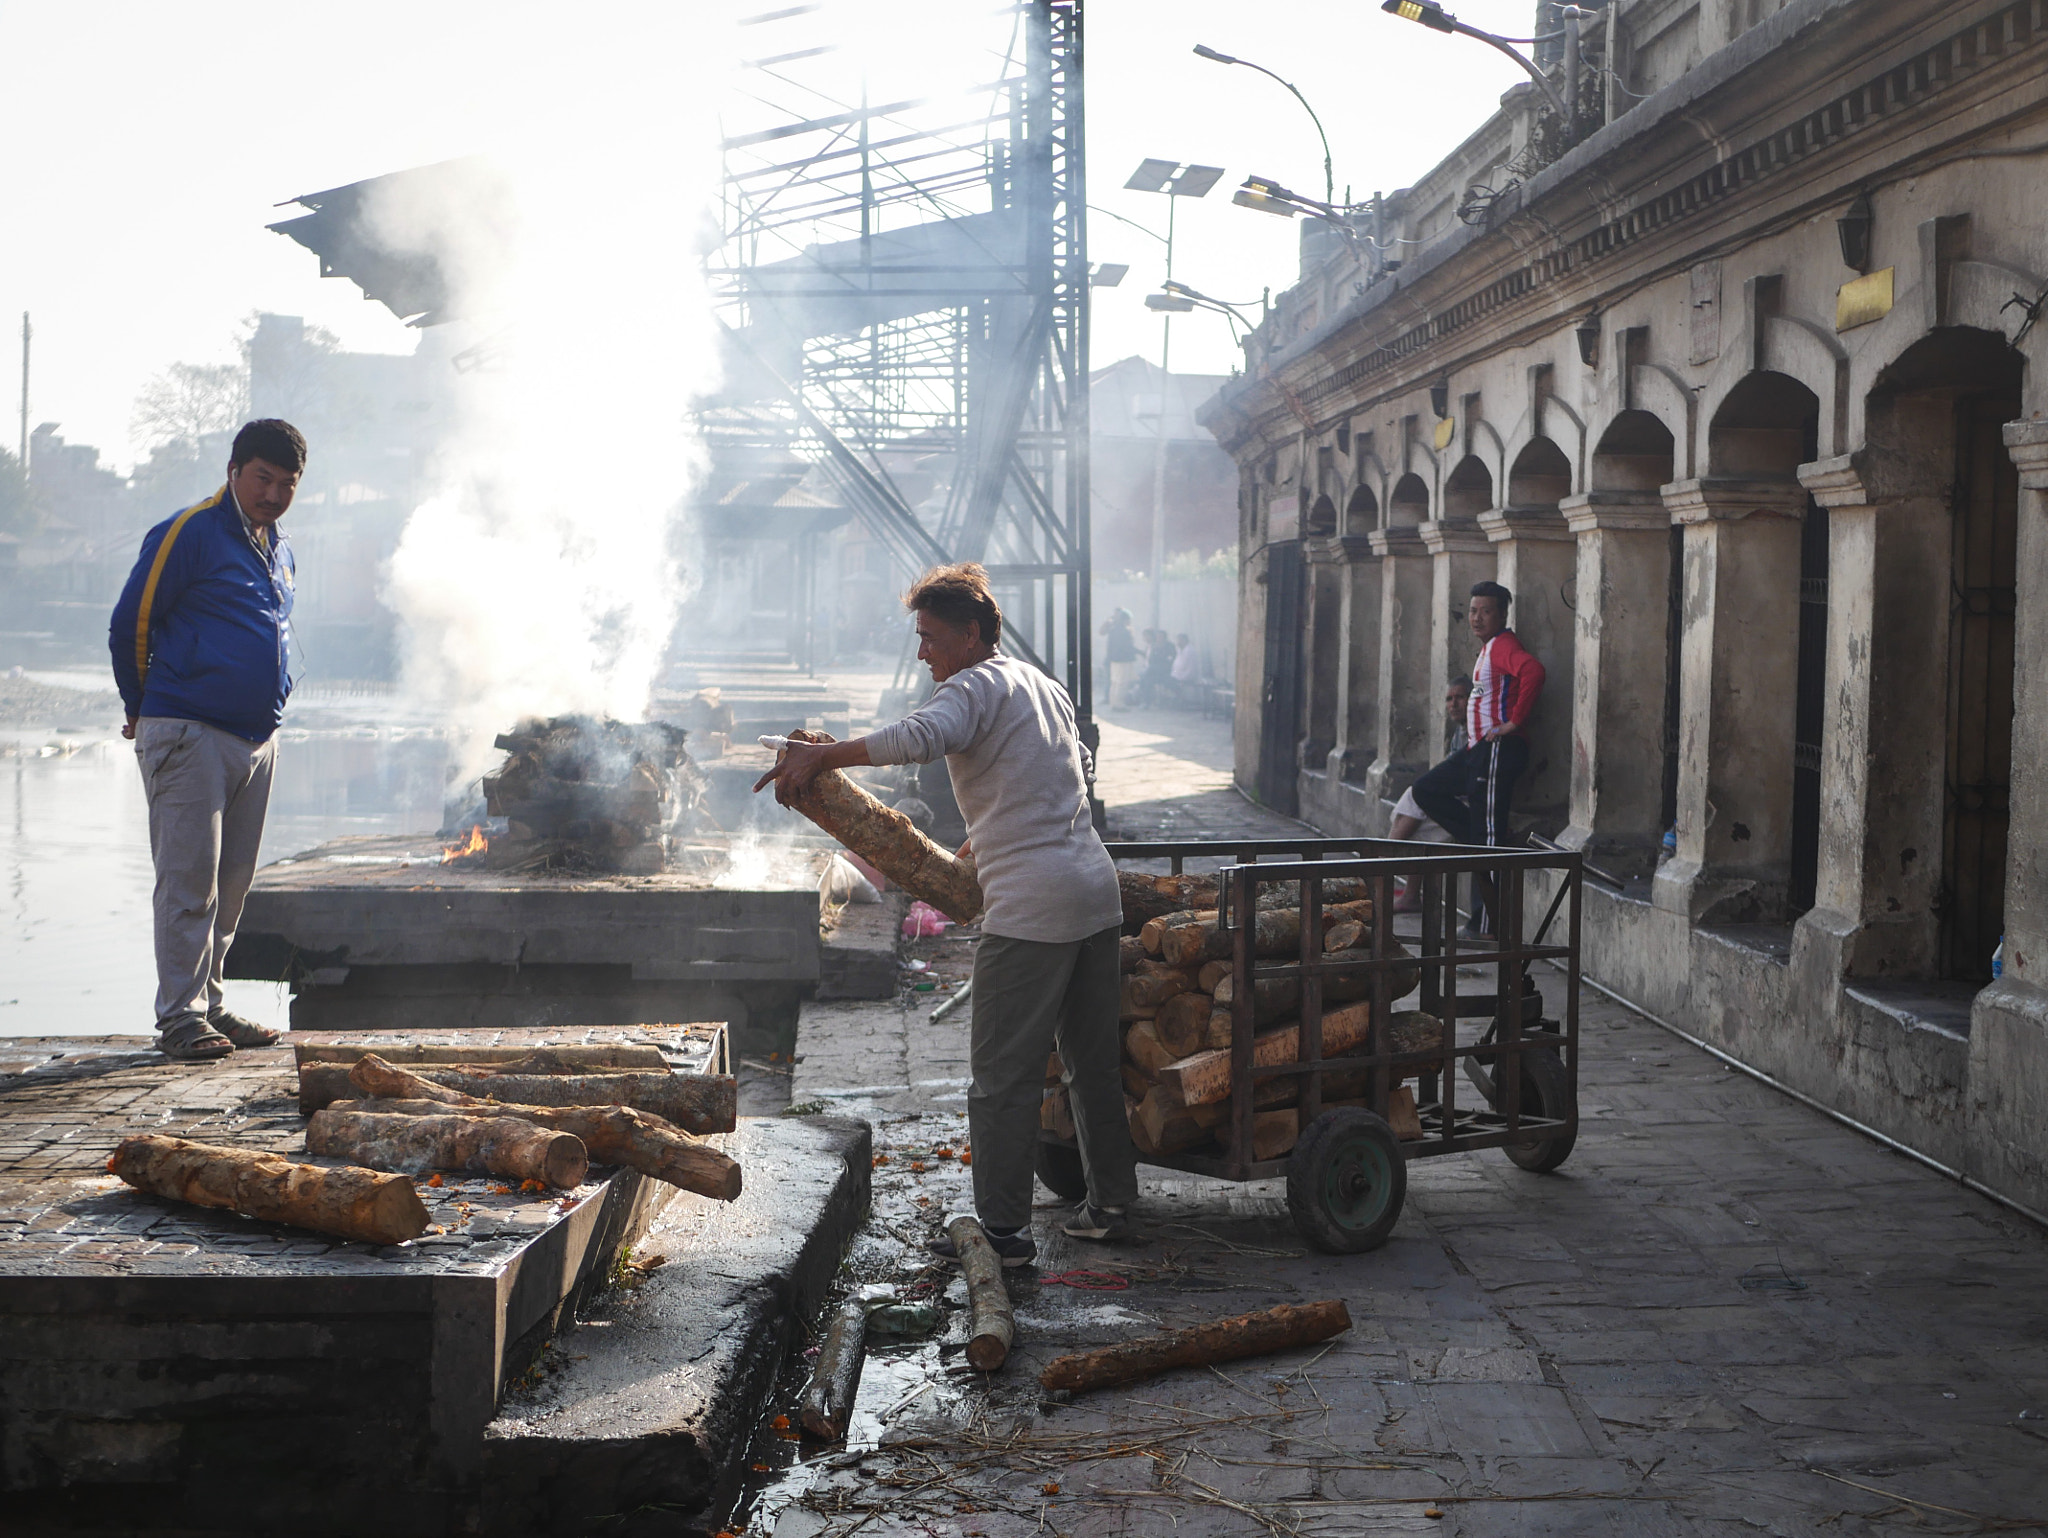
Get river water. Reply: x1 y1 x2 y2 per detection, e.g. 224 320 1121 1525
2 677 448 1038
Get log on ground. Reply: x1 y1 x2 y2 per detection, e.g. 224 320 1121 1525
110 1134 428 1246
946 1216 1016 1371
382 1066 736 1134
307 1108 588 1188
798 1299 868 1439
346 1057 742 1199
782 730 984 924
1040 1299 1352 1393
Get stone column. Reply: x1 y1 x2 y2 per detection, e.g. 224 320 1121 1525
1479 505 1576 825
1651 478 1806 924
1364 526 1433 811
1791 454 1950 979
1968 422 2048 1213
1557 491 1672 875
1419 519 1496 765
1334 535 1381 783
1299 539 1344 770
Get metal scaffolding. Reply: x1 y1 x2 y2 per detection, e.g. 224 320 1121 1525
705 0 1094 739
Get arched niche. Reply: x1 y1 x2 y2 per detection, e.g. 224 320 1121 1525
1591 410 1676 491
1345 484 1378 535
1443 455 1493 520
1708 370 1819 478
1306 494 1338 537
1389 472 1430 528
1507 437 1572 507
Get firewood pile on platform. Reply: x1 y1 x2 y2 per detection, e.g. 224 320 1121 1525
1040 872 1440 1164
456 715 710 874
110 1040 742 1246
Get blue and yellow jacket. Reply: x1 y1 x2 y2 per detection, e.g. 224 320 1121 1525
108 486 296 743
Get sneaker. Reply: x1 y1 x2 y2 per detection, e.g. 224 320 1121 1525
1061 1202 1130 1242
928 1225 1037 1268
207 1008 280 1048
157 1014 234 1062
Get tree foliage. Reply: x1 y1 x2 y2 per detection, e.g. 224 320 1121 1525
130 361 251 452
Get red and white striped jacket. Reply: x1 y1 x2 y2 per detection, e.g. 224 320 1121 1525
1468 630 1545 742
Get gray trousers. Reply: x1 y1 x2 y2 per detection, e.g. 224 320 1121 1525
134 717 275 1028
969 923 1138 1229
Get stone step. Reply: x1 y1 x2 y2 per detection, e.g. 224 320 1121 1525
479 1115 872 1536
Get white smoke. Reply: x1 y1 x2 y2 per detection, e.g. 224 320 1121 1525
371 16 732 775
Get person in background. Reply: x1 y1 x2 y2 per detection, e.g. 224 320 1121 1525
1408 581 1544 937
757 562 1137 1263
108 420 307 1061
1169 632 1200 699
1101 607 1138 708
1136 628 1177 707
1388 676 1472 913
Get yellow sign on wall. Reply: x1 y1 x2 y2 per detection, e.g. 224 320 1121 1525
1836 267 1894 331
1432 415 1457 450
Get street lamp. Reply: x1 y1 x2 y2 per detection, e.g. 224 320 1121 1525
1193 44 1336 209
1123 159 1222 636
1379 0 1572 122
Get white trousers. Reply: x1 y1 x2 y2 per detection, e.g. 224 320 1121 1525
135 717 275 1027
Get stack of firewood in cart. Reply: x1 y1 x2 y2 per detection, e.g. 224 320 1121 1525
1040 872 1441 1164
108 1044 742 1246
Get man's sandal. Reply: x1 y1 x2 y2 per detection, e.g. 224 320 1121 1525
157 1015 234 1062
207 1008 281 1048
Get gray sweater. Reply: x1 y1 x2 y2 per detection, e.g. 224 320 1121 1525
862 655 1122 943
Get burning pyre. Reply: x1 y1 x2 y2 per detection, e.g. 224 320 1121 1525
457 715 708 874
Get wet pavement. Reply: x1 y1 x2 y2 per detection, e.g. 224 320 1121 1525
731 705 2048 1538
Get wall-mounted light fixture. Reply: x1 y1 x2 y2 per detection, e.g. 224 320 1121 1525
1837 191 1873 273
1429 381 1450 419
1575 312 1602 367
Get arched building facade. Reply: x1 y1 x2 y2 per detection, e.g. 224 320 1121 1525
1199 0 2048 1217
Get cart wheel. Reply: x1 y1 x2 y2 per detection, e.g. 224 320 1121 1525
1502 1046 1578 1174
1034 1139 1090 1200
1286 1108 1407 1254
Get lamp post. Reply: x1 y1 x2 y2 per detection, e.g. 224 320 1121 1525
1123 160 1223 636
1193 45 1336 209
1379 0 1571 121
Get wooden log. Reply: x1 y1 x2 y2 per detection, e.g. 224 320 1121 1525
1255 876 1373 909
1039 1300 1353 1393
1154 992 1211 1058
1118 1063 1153 1102
353 1066 736 1134
1386 1085 1423 1141
1253 1108 1300 1160
1041 1085 1075 1140
1160 1005 1445 1108
780 730 985 924
1210 940 1424 1018
110 1134 428 1246
1122 1019 1181 1077
1132 1086 1225 1155
1158 901 1376 968
1045 1051 1064 1085
306 1108 588 1188
346 1058 742 1199
1139 908 1216 955
1197 960 1232 994
1322 919 1365 953
1120 969 1193 1020
294 1042 667 1070
1118 870 1188 933
947 1215 1017 1371
1119 936 1147 973
798 1298 868 1439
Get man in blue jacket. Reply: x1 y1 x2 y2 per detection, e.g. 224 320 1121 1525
109 420 306 1060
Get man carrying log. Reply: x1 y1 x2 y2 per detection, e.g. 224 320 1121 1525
757 563 1136 1263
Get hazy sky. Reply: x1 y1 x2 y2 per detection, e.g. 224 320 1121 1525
0 1 1527 472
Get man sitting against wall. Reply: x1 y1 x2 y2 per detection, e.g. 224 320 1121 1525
1408 581 1544 938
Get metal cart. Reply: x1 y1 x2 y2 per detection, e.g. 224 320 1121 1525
1037 837 1583 1254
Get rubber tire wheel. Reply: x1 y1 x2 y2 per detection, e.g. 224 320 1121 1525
1286 1108 1407 1255
1034 1138 1090 1200
1502 1046 1578 1174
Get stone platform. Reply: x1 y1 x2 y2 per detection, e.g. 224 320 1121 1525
0 1025 871 1535
227 834 824 1033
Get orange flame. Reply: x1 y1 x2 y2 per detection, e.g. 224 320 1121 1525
442 824 487 863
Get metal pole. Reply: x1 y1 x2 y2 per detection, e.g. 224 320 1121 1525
17 312 28 470
1149 196 1174 635
1562 10 1581 140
